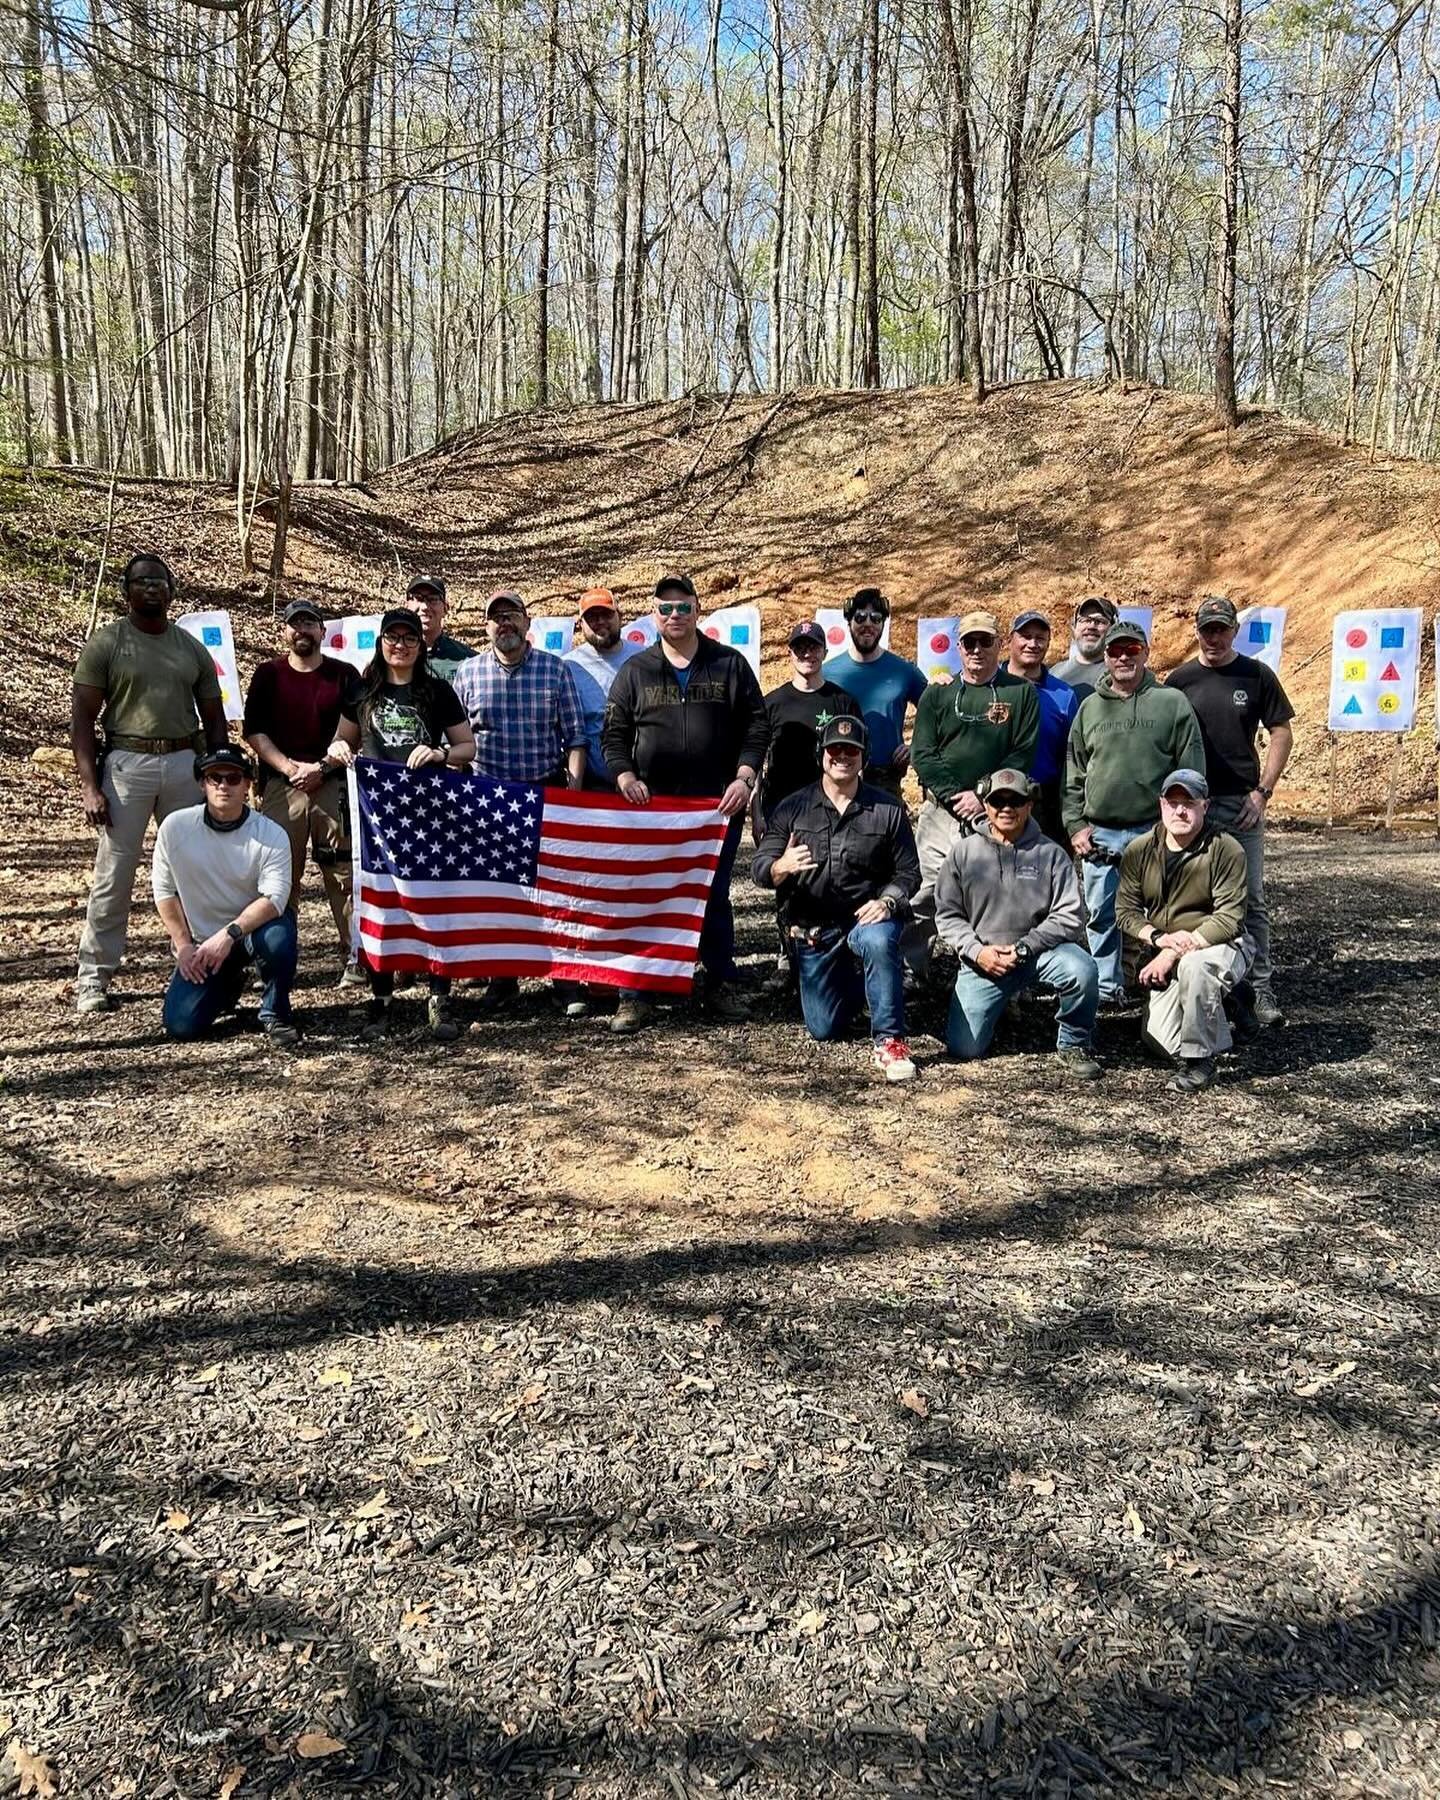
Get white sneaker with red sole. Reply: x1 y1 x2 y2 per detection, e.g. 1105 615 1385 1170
873 1037 917 1082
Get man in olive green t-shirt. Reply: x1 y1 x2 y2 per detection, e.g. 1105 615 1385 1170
72 553 228 1012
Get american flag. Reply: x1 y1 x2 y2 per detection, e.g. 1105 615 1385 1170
349 758 729 992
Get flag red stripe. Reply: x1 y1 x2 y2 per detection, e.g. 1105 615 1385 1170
536 847 722 877
540 817 727 847
359 919 692 960
359 884 703 930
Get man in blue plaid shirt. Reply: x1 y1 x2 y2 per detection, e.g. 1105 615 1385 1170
452 590 588 788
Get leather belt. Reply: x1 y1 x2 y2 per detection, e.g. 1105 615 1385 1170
107 733 199 755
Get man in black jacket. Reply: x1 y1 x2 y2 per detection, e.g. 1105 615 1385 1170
753 715 921 1082
602 573 769 1033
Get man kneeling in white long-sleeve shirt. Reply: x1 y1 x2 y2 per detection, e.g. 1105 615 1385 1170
151 744 298 1046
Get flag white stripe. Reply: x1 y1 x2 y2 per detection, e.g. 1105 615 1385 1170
362 871 706 920
537 832 723 864
354 925 696 981
357 898 701 947
543 800 726 832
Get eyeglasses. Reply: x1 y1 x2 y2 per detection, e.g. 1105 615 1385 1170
790 640 823 655
657 601 694 617
960 635 996 651
382 631 420 648
203 768 246 787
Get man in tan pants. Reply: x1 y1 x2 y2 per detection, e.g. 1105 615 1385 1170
243 599 361 981
72 553 228 1012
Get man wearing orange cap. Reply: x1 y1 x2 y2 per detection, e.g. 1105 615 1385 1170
563 587 642 790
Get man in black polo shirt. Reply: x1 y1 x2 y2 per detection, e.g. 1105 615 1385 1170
1166 596 1294 1027
753 715 920 1083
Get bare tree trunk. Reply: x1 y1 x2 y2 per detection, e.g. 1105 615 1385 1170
1214 0 1241 428
859 0 881 387
20 0 74 462
534 0 559 406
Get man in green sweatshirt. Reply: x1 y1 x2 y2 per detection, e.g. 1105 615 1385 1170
1062 621 1204 1003
906 610 1039 978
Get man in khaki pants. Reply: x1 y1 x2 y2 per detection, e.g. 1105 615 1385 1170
243 599 361 982
72 554 228 1013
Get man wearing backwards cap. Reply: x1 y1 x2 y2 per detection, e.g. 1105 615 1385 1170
933 767 1101 1078
1003 609 1079 846
1062 620 1204 1004
151 744 298 1047
753 713 920 1082
907 608 1039 978
1166 595 1294 1027
821 588 928 799
1116 767 1254 1094
563 587 643 791
1052 596 1119 695
406 575 475 686
244 598 362 982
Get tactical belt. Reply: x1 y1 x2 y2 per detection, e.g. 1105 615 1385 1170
107 733 200 755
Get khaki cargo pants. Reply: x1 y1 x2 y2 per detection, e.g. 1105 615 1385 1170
260 772 352 955
77 747 200 989
1140 939 1255 1061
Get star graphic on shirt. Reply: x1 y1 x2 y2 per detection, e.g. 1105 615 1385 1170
815 709 834 728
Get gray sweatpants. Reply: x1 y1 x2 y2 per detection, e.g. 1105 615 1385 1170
1140 939 1254 1061
77 748 200 987
1206 796 1273 992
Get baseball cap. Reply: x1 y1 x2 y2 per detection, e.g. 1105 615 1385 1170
1161 768 1209 800
282 599 324 625
1075 596 1119 621
196 743 254 779
957 610 1001 640
788 620 827 651
406 574 447 602
485 589 527 618
1195 595 1239 628
1010 609 1050 634
1103 620 1149 650
819 714 868 753
378 606 424 638
578 586 617 616
983 767 1036 804
654 572 696 599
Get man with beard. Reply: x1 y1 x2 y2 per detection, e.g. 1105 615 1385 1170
72 552 228 1013
407 574 475 685
821 588 928 799
1052 596 1119 694
244 598 361 982
563 586 641 790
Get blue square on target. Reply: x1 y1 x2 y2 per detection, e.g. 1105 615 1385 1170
202 626 222 647
731 625 751 645
1246 621 1271 644
358 630 375 649
544 631 564 650
1380 626 1405 648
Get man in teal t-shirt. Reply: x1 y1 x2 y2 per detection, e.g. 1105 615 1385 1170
822 588 927 801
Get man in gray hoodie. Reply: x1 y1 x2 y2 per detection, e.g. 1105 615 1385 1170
934 768 1102 1078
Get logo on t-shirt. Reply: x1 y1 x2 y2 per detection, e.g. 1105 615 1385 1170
372 694 426 749
1232 688 1250 710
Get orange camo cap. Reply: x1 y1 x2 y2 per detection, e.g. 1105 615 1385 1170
578 587 617 615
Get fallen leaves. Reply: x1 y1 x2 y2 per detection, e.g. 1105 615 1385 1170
1295 1359 1359 1399
853 1612 881 1638
218 1766 245 1799
1123 1504 1146 1540
163 1508 192 1532
295 1732 346 1759
351 1489 389 1520
899 1389 930 1419
795 1608 828 1638
8 1745 57 1799
316 1365 352 1389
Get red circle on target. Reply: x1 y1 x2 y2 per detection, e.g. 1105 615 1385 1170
625 629 645 643
1346 627 1367 648
704 625 720 638
930 632 951 654
826 625 845 644
329 632 343 647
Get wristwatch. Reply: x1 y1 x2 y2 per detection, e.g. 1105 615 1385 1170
226 922 245 944
1014 942 1032 964
1257 784 1273 800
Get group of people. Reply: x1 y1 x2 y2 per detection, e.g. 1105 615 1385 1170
69 557 1294 1092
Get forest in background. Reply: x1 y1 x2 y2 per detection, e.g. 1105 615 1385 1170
4 0 1438 544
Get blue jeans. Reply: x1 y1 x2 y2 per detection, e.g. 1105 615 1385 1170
1080 823 1148 998
796 919 907 1042
163 914 298 1041
947 942 1099 1058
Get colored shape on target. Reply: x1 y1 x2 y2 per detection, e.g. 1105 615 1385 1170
202 626 222 647
928 664 949 679
1246 621 1271 645
1342 696 1363 716
358 630 375 648
329 632 343 647
930 632 951 654
1342 659 1366 681
704 625 720 638
826 626 845 644
1380 627 1405 648
730 624 751 645
1378 693 1400 714
1380 660 1400 681
625 629 645 643
1346 627 1367 648
544 631 564 650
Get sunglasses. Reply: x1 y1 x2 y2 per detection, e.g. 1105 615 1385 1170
849 610 886 625
1107 641 1143 654
1198 621 1232 633
824 744 862 757
382 631 420 648
790 639 823 654
987 793 1029 808
203 768 247 786
961 635 996 651
657 601 694 617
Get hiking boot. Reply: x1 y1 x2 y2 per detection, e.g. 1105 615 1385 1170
610 997 652 1036
873 1037 917 1083
337 961 368 989
1254 987 1286 1028
75 982 111 1016
1227 980 1261 1045
394 972 417 992
705 981 751 1022
428 994 463 1042
261 1015 300 1050
1056 1045 1103 1081
1168 1056 1216 1095
476 976 519 1014
359 998 391 1043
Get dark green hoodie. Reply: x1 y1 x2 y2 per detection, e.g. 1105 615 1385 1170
1062 670 1204 833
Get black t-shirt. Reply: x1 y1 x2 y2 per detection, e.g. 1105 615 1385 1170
342 677 466 764
760 679 861 810
1166 654 1295 796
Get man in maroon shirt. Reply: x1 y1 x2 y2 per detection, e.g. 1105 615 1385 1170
244 599 362 980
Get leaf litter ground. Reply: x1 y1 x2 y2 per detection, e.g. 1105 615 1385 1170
2 796 1440 1798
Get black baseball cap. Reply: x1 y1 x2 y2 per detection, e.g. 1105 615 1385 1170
406 575 447 602
196 744 254 779
282 599 324 625
484 589 527 618
654 572 696 599
788 620 827 651
1195 596 1239 628
1075 596 1118 622
1010 610 1051 634
378 607 424 638
819 714 868 754
1103 620 1149 649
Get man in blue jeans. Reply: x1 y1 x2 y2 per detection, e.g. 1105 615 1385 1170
933 768 1101 1078
753 714 921 1082
151 744 299 1046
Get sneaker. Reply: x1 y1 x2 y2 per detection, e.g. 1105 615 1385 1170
1056 1045 1102 1080
564 999 591 1019
873 1037 917 1082
428 994 463 1043
1097 990 1133 1013
337 961 368 989
610 997 652 1036
1254 988 1286 1029
1168 1056 1216 1095
359 999 391 1043
1227 981 1261 1046
705 981 751 1023
75 983 111 1016
476 977 519 1015
261 1016 300 1049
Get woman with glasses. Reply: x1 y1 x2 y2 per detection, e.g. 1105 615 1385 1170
327 606 476 1042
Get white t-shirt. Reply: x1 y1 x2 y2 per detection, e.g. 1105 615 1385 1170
152 805 292 940
564 638 641 782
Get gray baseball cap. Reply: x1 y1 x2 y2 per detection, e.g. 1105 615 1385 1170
1161 768 1209 800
